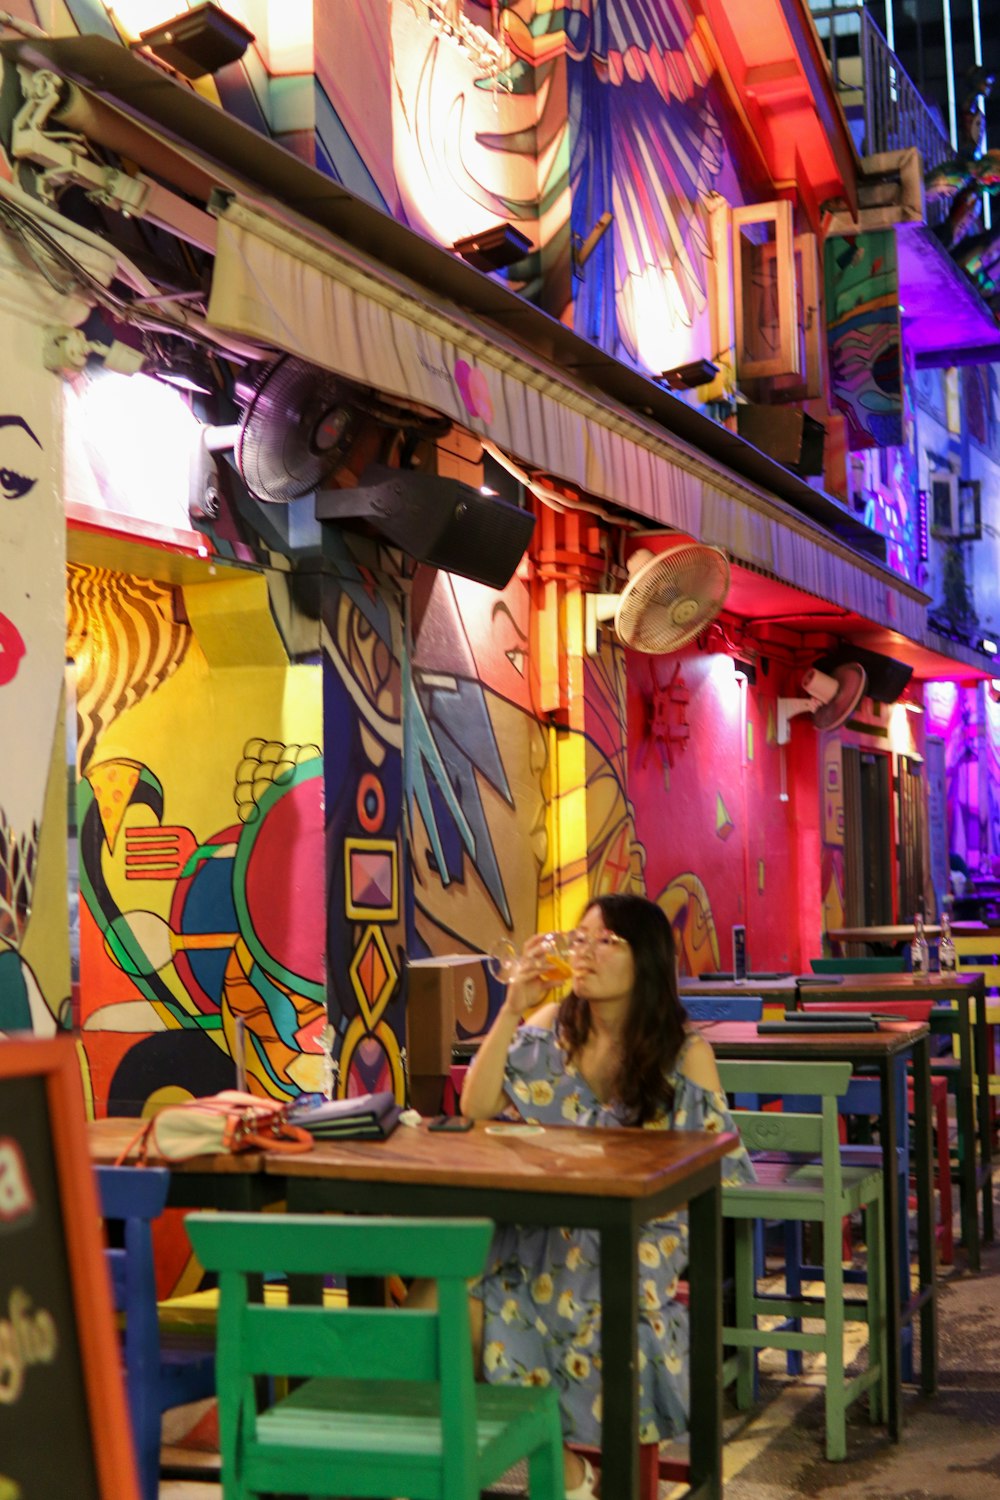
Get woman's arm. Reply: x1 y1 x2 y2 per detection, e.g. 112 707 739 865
460 936 561 1119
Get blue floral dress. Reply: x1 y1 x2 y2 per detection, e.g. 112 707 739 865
471 1025 755 1445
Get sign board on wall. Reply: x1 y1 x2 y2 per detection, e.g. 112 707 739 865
0 1037 138 1499
824 229 903 450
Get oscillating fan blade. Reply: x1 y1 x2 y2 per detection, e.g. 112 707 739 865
236 355 360 503
614 544 730 653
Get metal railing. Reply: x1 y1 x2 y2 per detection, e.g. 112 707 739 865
811 5 953 170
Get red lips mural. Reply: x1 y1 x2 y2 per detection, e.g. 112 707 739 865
0 612 25 685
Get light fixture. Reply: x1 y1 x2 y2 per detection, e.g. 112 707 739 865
733 658 757 686
137 3 254 79
573 211 614 269
660 359 719 390
152 341 219 395
982 637 998 656
453 224 533 272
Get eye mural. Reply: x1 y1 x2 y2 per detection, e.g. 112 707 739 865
0 415 41 504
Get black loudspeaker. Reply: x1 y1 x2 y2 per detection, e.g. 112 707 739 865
315 465 536 590
813 644 913 703
737 404 826 477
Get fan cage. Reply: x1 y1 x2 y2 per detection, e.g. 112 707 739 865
614 544 730 653
236 356 359 503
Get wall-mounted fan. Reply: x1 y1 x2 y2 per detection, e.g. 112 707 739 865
585 543 731 655
777 663 867 744
235 355 362 502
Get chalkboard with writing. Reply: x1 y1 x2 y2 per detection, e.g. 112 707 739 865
0 1038 137 1500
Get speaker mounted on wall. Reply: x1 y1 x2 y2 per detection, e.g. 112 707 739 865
315 465 536 590
736 403 826 478
812 643 913 704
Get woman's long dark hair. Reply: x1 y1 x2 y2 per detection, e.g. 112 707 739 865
557 893 688 1124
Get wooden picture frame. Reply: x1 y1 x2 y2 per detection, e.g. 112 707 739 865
0 1036 139 1500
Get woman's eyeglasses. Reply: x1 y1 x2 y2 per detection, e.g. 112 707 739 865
568 930 627 957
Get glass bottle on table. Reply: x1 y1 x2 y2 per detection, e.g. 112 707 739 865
938 905 957 976
910 911 929 980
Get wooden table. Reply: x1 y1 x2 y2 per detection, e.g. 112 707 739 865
693 1018 936 1443
799 972 994 1265
680 976 799 1004
264 1120 736 1500
826 923 985 950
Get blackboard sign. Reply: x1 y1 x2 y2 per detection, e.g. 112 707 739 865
0 1037 138 1499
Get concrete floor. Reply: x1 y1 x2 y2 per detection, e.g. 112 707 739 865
159 1182 1000 1499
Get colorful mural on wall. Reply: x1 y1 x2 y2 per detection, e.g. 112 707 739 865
67 561 326 1114
315 0 745 377
627 648 803 975
925 679 1000 877
0 297 68 1040
825 229 904 450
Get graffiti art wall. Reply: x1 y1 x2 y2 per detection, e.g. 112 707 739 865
626 647 808 975
825 229 904 451
0 276 71 1041
69 564 326 1116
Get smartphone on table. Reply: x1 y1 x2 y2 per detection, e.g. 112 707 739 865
428 1114 474 1132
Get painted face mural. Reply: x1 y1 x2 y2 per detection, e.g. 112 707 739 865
0 320 64 1039
385 0 731 369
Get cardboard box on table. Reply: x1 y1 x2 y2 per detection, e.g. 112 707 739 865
406 956 489 1115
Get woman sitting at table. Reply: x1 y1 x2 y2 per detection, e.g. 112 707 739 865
458 892 754 1499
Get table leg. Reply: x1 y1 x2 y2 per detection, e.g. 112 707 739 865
955 1002 981 1271
909 1035 938 1395
687 1180 723 1500
599 1212 640 1500
879 1057 902 1442
974 994 995 1243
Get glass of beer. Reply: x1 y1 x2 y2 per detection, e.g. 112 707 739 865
487 932 574 988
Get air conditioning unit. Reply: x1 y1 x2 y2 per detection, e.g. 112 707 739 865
930 473 982 541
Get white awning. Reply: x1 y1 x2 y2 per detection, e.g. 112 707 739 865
206 195 928 640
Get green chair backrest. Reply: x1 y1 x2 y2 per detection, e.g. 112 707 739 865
717 1058 852 1172
810 957 906 974
187 1213 491 1470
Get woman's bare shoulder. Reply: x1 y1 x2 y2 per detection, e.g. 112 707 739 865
677 1029 723 1090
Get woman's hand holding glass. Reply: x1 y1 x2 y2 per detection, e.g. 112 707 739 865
488 932 573 1016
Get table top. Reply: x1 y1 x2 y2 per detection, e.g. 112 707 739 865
695 1018 929 1060
802 971 983 1002
827 922 985 943
679 976 799 999
87 1115 266 1173
263 1119 737 1200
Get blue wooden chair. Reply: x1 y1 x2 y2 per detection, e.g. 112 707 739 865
682 994 764 1021
97 1165 217 1500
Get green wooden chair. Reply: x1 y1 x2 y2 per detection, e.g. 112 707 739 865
717 1059 888 1462
185 1212 563 1500
810 957 906 974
